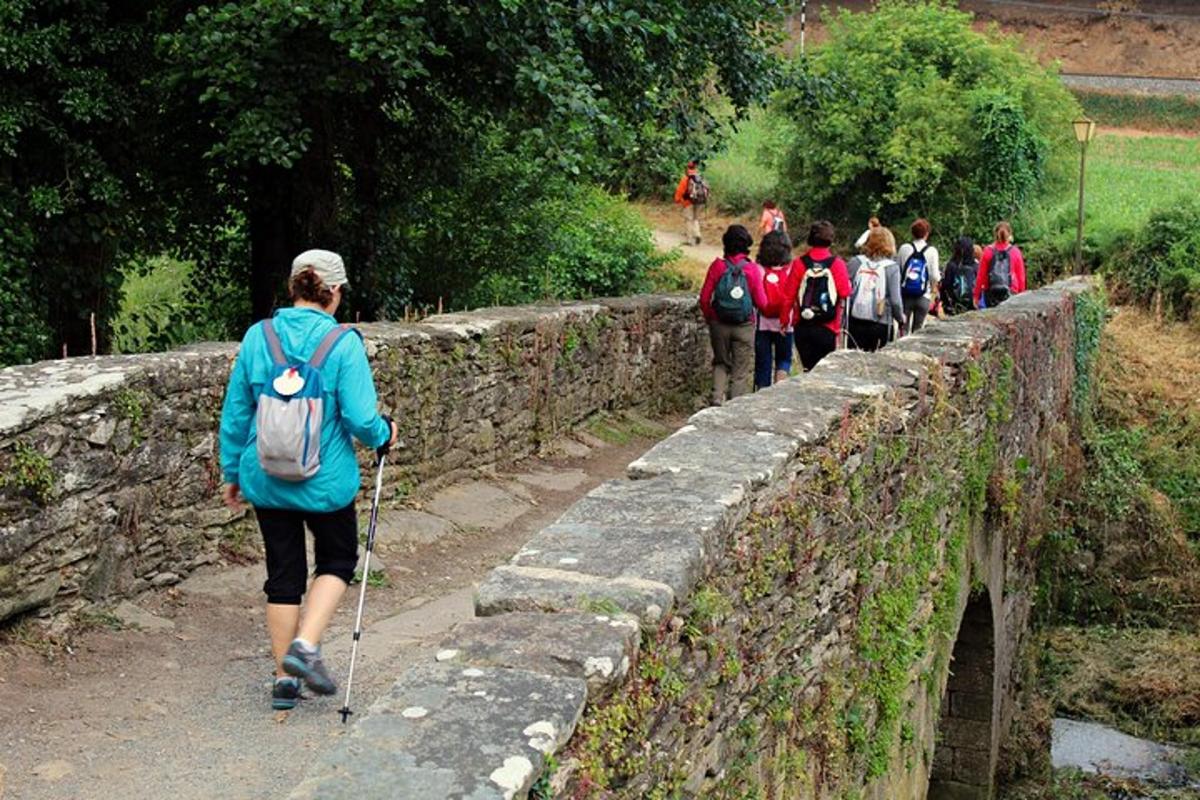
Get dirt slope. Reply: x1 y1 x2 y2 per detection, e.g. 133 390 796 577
792 1 1200 80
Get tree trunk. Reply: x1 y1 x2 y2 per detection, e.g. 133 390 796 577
245 109 339 322
346 107 383 320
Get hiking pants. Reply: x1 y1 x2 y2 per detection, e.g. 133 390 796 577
709 320 755 405
255 503 358 605
684 204 701 244
847 318 890 353
794 326 837 371
754 329 794 389
903 295 931 333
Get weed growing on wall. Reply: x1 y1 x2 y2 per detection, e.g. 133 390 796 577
562 327 1055 799
1 441 55 505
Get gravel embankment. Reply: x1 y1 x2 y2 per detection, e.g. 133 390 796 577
1062 73 1200 97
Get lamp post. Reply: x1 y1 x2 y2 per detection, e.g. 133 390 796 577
1073 117 1097 275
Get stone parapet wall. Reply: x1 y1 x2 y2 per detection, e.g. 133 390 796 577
291 278 1097 799
0 295 708 623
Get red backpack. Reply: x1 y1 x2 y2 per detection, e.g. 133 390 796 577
762 263 794 325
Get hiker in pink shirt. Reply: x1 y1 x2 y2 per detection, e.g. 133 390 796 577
698 225 769 405
773 220 853 371
973 221 1026 309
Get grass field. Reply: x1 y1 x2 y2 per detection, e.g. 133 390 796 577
1030 131 1200 266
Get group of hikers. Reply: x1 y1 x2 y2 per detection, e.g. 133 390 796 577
696 210 1026 405
218 177 1028 712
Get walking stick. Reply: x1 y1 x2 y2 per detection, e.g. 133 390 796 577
338 453 387 724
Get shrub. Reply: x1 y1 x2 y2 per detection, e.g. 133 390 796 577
1114 199 1200 320
112 257 250 353
464 185 669 308
372 127 669 315
772 0 1079 243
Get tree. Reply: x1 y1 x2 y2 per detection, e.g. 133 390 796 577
0 0 169 359
162 0 790 321
774 0 1079 239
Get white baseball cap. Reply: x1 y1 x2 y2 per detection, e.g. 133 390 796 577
291 249 349 288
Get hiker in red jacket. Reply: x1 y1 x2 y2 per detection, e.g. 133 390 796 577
973 221 1026 309
699 225 769 405
673 161 708 245
773 220 853 371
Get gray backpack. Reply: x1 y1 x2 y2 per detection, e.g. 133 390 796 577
256 320 358 481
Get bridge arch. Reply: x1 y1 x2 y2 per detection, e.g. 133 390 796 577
930 588 998 800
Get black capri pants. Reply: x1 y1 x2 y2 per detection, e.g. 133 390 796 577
254 503 358 605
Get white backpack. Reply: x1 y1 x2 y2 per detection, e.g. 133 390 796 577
256 320 358 481
850 258 890 322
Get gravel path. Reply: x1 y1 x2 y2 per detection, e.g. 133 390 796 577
1061 73 1200 97
0 423 676 800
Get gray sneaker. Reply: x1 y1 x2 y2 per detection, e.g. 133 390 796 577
282 641 337 695
272 677 302 710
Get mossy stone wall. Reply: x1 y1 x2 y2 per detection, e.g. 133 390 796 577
0 295 707 624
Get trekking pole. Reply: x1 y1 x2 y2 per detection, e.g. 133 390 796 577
338 452 387 724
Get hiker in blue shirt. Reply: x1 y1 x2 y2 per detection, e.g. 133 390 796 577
219 249 397 712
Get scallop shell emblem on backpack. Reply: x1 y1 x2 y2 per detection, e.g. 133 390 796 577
273 368 305 397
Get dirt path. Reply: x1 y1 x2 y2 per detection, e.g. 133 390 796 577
0 415 678 800
651 228 723 268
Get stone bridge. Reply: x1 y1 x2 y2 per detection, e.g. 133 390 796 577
0 278 1099 799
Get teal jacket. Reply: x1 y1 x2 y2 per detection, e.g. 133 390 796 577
219 307 390 512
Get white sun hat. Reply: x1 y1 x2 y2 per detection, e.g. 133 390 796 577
291 249 349 288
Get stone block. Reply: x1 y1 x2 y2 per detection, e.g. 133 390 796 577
953 745 994 784
111 600 176 633
0 572 61 622
376 509 457 546
928 779 992 800
686 387 849 445
289 663 587 800
950 690 994 722
810 349 932 391
931 742 955 778
436 611 639 699
426 481 530 531
496 473 747 603
626 424 797 488
81 539 124 601
941 716 993 749
475 565 674 625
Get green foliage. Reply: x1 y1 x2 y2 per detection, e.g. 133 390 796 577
0 1 166 362
2 0 793 364
1114 199 1200 320
112 257 249 353
1074 91 1200 134
112 388 149 448
703 108 789 214
1 442 55 505
772 0 1078 240
1072 288 1107 425
1026 133 1200 282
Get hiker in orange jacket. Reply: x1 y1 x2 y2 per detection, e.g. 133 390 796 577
674 161 708 245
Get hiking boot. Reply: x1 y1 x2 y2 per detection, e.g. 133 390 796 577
282 640 337 695
272 677 302 711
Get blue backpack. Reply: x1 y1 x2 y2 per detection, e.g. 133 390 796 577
901 244 931 298
255 320 359 481
713 258 753 324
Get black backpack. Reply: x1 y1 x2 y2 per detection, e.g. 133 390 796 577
942 261 977 315
797 255 838 325
986 247 1012 306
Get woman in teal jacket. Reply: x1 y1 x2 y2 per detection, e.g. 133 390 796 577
219 249 396 712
